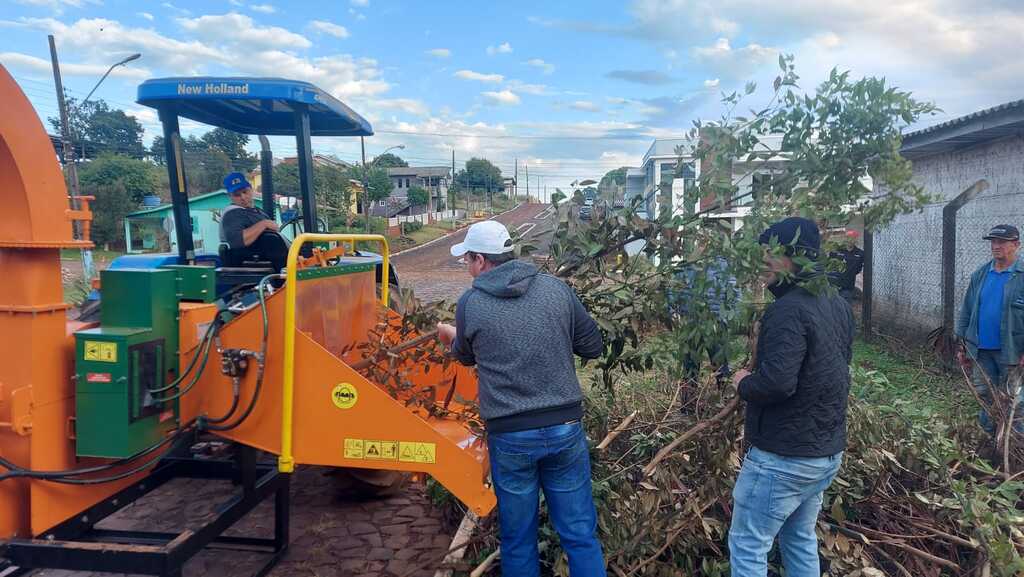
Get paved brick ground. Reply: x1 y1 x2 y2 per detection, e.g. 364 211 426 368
33 466 449 577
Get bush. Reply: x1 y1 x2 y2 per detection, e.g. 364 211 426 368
403 221 423 234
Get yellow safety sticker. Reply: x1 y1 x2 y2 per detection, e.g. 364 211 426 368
399 441 436 464
344 438 364 459
343 439 435 464
331 382 358 409
83 340 117 363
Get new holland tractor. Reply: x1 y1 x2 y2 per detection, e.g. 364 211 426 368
0 68 495 577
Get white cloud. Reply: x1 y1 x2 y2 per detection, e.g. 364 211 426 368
310 20 349 38
455 69 504 83
137 12 154 21
487 42 512 55
427 48 451 58
178 13 311 50
570 100 600 112
250 3 275 13
482 90 521 106
506 79 547 95
12 17 223 75
704 78 720 88
15 0 101 13
350 0 368 6
692 37 776 78
0 51 151 79
525 58 555 74
375 98 430 117
239 51 390 98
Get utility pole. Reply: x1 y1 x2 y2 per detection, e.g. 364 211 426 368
524 161 529 202
361 136 370 233
451 149 457 223
513 157 518 204
49 35 94 279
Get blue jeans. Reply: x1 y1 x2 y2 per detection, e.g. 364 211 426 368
728 447 843 577
487 422 606 577
972 349 1024 434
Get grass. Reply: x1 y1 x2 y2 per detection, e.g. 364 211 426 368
851 337 976 425
60 248 125 262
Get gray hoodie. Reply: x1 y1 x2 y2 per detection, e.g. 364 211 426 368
451 260 603 432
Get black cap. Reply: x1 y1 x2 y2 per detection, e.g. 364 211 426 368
983 224 1019 241
759 217 821 258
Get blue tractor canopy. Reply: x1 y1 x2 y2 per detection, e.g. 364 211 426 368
137 77 373 263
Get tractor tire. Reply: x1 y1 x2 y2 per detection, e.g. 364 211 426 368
328 467 409 498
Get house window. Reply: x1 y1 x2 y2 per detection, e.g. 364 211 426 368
378 200 386 207
405 178 411 188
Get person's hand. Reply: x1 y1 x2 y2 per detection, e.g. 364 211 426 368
956 346 971 369
437 323 456 347
731 368 751 390
262 220 280 233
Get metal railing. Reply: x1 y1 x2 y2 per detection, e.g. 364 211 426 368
278 233 390 473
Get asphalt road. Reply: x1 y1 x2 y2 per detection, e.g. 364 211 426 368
392 203 554 303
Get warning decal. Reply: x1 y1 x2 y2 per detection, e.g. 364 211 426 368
344 438 364 459
331 382 358 409
343 439 435 464
399 442 436 464
84 341 117 363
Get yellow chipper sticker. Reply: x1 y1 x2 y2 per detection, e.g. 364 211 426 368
331 382 358 409
83 340 118 363
344 439 436 464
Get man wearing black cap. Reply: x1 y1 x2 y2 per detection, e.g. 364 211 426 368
727 217 854 577
955 224 1024 436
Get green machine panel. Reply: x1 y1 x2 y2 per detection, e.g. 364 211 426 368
162 265 218 303
74 268 181 458
75 328 179 457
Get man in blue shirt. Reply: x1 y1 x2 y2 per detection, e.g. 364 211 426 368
955 224 1024 435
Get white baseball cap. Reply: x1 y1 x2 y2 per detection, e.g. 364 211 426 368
450 220 514 257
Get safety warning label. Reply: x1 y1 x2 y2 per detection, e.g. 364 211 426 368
399 441 436 464
83 340 117 363
343 439 436 464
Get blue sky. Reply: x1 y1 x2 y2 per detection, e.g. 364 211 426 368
3 0 1022 196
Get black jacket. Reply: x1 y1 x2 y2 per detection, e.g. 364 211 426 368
828 247 865 292
738 284 854 457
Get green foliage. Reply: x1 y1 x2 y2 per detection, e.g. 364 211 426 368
86 180 137 248
372 152 408 168
406 185 429 208
349 165 393 202
200 128 258 173
402 220 424 233
455 157 502 192
78 154 160 202
50 98 145 159
274 162 353 213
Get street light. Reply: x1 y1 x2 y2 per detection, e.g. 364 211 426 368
81 53 142 107
61 51 141 281
362 144 405 232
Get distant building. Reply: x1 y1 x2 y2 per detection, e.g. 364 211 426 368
373 166 451 216
624 132 788 230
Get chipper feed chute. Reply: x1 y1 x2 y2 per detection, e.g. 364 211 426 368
178 235 497 516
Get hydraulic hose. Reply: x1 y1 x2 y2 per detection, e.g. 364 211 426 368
206 274 279 432
147 314 223 394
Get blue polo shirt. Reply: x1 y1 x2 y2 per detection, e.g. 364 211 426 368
978 267 1011 349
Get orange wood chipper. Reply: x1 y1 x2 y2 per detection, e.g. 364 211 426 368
0 67 495 577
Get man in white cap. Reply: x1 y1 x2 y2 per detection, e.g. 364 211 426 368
437 220 607 577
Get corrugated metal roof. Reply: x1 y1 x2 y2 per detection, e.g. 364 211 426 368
901 99 1024 159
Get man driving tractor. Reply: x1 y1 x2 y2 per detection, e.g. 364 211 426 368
219 171 289 271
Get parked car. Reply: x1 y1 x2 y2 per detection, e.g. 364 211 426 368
578 205 593 220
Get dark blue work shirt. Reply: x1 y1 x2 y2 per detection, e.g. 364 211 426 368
978 268 1011 349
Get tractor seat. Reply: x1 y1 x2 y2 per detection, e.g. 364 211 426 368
217 243 277 286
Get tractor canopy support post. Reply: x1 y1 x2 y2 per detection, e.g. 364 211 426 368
159 108 195 263
258 135 274 220
293 105 317 234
